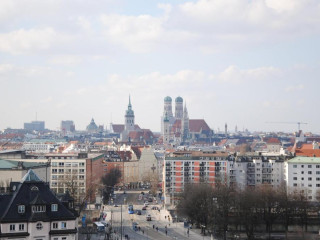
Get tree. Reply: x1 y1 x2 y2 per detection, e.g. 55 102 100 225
177 183 214 231
141 171 159 195
237 187 261 240
212 183 234 240
259 185 282 239
101 167 122 204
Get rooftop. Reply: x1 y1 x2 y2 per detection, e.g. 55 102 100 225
287 156 320 164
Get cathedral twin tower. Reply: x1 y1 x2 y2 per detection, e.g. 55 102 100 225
162 96 189 145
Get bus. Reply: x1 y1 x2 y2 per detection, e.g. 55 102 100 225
128 204 134 214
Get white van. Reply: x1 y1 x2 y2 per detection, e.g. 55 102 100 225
93 222 105 232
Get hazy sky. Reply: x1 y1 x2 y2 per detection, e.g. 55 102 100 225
0 0 319 133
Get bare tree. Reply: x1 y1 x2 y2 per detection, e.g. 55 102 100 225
141 171 159 195
101 167 122 204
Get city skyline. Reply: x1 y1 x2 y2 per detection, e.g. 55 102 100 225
0 0 319 133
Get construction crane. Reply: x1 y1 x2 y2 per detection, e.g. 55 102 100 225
265 121 308 131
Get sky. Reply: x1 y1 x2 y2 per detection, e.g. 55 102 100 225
0 0 319 133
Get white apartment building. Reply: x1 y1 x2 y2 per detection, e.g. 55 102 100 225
230 155 285 189
285 156 320 201
22 142 55 152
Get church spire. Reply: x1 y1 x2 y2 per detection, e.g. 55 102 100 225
128 95 132 109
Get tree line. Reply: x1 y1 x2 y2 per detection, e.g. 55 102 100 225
177 183 320 240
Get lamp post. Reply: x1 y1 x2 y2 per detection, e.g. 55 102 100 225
120 203 123 240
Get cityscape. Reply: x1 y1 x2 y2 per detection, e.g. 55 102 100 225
1 1 320 240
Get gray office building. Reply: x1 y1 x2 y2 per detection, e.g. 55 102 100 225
24 121 45 131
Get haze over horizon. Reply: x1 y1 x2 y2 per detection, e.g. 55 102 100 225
1 0 319 133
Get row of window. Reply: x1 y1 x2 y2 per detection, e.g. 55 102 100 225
9 222 67 232
52 169 85 173
52 175 85 180
18 204 58 214
293 177 320 181
293 171 319 175
293 183 320 187
52 162 85 166
293 164 320 168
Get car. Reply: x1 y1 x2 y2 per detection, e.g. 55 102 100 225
141 191 145 195
151 206 159 210
146 214 152 221
148 198 153 202
113 204 118 207
144 202 149 206
142 206 147 210
136 210 142 215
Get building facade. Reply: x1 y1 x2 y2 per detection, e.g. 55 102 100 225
164 151 230 204
24 121 45 131
285 156 320 201
0 170 78 240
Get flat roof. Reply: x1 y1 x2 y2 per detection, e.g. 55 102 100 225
287 156 320 164
0 159 47 169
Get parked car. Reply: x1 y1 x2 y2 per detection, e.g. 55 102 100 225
148 198 153 202
113 204 118 207
144 202 149 206
142 206 147 210
151 206 159 210
136 210 142 215
146 214 152 221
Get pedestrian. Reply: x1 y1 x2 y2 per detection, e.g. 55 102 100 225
165 230 167 235
142 230 144 234
153 224 155 229
165 216 167 219
187 228 189 237
138 226 141 231
156 227 158 232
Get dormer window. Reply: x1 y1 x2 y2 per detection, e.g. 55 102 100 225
31 186 39 191
69 201 74 209
18 205 25 214
51 204 58 211
32 205 46 213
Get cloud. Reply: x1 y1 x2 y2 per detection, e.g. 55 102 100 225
285 84 304 92
49 55 83 66
0 28 69 55
215 65 281 83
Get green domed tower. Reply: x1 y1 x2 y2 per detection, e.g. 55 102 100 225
163 96 173 118
175 96 183 119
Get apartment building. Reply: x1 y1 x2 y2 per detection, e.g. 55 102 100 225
164 151 230 205
285 156 320 201
230 154 285 189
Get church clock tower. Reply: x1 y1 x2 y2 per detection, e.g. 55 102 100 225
125 95 135 132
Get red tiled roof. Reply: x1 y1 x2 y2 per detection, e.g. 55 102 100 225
111 124 141 133
171 119 211 133
296 149 320 157
94 142 107 146
189 119 211 132
128 129 154 140
218 139 228 146
266 138 280 144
